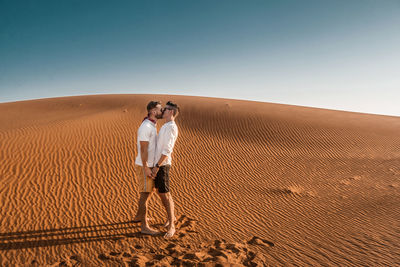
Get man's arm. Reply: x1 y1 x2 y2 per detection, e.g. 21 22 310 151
140 141 153 178
151 154 168 177
156 154 168 167
152 126 177 176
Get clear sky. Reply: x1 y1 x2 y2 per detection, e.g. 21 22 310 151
1 0 399 116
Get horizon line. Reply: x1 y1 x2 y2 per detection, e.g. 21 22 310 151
1 93 399 118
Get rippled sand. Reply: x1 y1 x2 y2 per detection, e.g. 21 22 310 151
0 94 399 266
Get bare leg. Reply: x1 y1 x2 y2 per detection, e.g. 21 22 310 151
158 192 175 238
134 192 159 235
133 192 149 221
160 191 176 228
163 217 177 228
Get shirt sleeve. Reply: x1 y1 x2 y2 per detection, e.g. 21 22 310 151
138 124 151 142
161 125 178 157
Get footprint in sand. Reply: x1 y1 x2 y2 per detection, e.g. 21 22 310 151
48 255 81 266
169 215 199 240
98 253 111 261
123 214 198 240
102 234 273 266
247 236 275 247
175 214 198 230
97 214 273 266
266 185 316 197
340 175 362 186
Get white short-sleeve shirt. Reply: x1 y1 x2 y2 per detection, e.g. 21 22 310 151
154 121 179 166
135 119 157 167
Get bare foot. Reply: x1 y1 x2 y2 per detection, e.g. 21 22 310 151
141 226 160 235
164 226 175 239
133 217 151 223
163 218 176 228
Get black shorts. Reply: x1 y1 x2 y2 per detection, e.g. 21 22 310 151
155 165 171 193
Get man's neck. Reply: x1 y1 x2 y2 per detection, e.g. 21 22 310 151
147 115 157 124
165 117 174 123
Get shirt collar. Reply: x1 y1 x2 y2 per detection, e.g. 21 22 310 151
143 117 157 125
163 120 175 126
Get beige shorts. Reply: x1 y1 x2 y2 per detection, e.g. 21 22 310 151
135 165 155 193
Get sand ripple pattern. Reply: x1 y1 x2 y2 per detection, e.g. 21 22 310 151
0 95 399 266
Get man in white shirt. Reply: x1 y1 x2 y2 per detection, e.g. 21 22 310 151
133 101 163 235
152 101 180 238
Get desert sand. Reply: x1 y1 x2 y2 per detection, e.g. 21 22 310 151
0 94 399 266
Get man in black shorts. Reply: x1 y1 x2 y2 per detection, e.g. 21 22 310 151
152 101 179 238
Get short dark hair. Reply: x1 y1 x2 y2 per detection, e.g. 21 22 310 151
166 101 180 116
147 101 161 113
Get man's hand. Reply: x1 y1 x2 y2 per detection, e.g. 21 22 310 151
151 167 159 178
144 166 153 178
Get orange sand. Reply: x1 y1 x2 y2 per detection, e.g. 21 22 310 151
0 94 399 266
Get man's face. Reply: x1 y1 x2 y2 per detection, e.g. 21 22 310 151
154 104 163 119
162 105 173 118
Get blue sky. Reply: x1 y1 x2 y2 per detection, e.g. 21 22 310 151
1 0 399 116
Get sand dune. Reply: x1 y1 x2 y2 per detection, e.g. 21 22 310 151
0 94 399 266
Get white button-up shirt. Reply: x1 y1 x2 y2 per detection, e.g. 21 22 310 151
135 119 157 167
154 121 179 166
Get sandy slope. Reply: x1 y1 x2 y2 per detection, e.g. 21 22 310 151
0 94 399 266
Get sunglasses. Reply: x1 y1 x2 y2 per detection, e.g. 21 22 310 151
162 107 174 112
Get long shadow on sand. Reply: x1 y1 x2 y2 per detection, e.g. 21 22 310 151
0 221 149 250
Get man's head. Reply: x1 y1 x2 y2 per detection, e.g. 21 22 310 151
162 101 180 120
147 101 163 119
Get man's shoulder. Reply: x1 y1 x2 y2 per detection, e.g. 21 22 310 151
163 121 178 130
142 119 157 128
167 122 178 135
138 120 155 133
